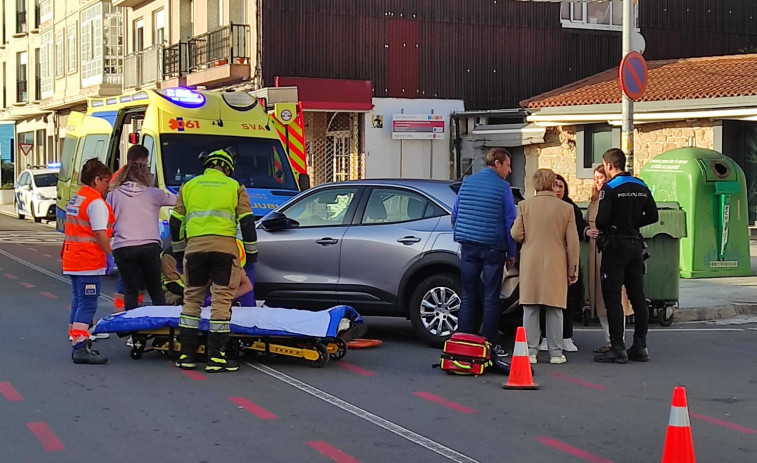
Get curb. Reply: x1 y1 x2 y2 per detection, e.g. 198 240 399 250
674 304 757 323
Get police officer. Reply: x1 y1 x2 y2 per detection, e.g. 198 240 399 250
170 147 257 373
594 148 658 364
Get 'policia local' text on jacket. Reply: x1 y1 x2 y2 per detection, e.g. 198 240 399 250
452 167 517 256
596 172 659 235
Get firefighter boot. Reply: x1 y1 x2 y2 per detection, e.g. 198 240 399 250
72 342 108 365
205 332 239 373
176 327 199 370
626 336 649 362
594 339 629 364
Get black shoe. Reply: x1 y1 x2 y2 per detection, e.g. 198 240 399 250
492 344 509 358
175 354 197 370
72 344 107 365
205 354 239 373
594 340 628 364
627 345 649 362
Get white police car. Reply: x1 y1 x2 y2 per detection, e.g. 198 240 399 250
14 165 60 223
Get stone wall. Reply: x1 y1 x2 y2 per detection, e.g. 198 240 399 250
526 120 716 202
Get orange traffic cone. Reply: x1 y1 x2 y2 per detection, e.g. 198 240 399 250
661 386 696 463
503 326 539 390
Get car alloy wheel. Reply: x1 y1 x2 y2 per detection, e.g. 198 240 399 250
409 273 461 347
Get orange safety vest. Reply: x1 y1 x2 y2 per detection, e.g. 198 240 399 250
62 185 115 274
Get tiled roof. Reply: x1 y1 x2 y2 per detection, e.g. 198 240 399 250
522 54 757 109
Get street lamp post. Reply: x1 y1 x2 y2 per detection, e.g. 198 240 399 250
621 0 635 173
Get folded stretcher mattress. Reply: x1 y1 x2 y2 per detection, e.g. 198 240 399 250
93 305 363 339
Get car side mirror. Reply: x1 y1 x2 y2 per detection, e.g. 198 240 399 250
298 173 310 191
261 211 299 231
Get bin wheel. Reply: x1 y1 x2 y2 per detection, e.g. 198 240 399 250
582 307 592 326
308 342 329 368
658 304 676 327
330 337 347 361
130 347 143 360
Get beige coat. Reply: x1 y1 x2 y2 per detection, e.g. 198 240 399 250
511 191 580 309
585 199 633 317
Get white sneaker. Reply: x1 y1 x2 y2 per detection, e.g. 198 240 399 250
539 339 548 351
562 338 579 352
529 354 538 364
550 355 567 364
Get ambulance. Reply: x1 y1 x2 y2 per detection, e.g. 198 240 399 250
55 87 309 234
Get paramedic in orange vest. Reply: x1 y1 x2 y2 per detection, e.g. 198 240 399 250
62 158 115 364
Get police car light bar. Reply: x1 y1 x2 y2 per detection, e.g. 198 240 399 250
47 162 62 169
160 88 206 108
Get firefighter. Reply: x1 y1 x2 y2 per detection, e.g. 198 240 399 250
169 147 258 373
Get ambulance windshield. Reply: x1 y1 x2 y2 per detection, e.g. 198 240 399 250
160 134 298 190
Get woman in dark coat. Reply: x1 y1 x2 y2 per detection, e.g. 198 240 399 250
553 174 585 352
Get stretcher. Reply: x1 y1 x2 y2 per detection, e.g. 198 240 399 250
92 305 363 368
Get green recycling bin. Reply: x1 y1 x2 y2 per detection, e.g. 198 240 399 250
640 148 754 278
641 202 686 325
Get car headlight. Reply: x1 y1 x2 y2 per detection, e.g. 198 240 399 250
36 192 46 200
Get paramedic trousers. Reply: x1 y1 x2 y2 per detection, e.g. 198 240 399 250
180 251 242 331
69 275 101 325
600 237 649 346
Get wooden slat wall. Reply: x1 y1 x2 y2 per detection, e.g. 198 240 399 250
263 0 757 110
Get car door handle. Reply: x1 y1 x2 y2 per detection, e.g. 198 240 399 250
316 238 339 246
397 236 422 245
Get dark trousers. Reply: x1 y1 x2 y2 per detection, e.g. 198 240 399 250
69 275 101 325
458 242 506 345
113 243 166 310
600 238 648 345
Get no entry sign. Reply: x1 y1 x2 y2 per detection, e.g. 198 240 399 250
619 51 648 101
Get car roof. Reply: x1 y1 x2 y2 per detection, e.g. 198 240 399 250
23 168 59 175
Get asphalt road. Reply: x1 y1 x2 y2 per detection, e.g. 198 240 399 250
1 213 757 463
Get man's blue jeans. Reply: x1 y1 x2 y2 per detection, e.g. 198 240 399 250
69 275 101 325
458 242 506 345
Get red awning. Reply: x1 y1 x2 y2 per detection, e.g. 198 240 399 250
274 77 373 112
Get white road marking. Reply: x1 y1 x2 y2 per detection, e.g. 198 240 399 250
245 361 480 463
0 231 63 245
0 248 114 302
574 328 745 332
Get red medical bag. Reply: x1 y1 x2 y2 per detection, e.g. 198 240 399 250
439 333 492 375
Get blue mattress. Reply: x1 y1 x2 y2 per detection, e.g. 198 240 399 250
92 305 363 338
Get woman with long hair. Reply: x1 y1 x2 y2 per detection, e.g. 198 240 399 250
107 145 177 312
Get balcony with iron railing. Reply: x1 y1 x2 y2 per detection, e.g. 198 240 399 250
161 24 250 88
124 44 163 90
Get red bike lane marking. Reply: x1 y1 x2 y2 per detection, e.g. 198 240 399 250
336 362 376 376
39 291 58 299
19 282 35 288
412 392 477 414
228 397 278 420
0 382 24 401
534 436 613 463
306 441 362 463
546 372 606 390
690 412 757 434
27 422 65 451
4 273 17 279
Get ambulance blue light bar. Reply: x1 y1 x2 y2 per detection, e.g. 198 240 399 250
160 88 206 108
47 162 62 169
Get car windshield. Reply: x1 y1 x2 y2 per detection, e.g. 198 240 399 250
160 134 298 190
34 173 58 187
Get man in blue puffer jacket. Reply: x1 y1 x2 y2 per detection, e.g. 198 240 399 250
452 148 518 362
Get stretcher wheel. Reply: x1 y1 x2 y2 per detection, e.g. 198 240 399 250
308 342 329 368
130 347 144 360
330 337 347 361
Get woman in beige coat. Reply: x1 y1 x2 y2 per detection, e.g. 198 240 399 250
584 165 633 353
511 169 580 364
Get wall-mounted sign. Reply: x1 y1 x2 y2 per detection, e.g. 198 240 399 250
392 114 445 140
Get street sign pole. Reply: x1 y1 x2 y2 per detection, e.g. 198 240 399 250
622 0 634 173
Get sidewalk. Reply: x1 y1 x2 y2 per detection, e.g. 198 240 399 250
2 201 756 323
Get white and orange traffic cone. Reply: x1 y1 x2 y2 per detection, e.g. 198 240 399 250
661 386 696 463
503 326 539 390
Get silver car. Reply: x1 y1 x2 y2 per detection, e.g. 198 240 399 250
255 179 520 346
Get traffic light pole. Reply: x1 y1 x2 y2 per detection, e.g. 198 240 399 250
622 0 635 173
